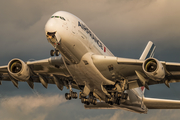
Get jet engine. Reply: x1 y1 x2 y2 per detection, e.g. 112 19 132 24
142 58 165 81
7 59 30 81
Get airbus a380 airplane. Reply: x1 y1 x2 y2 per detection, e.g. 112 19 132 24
1 11 180 113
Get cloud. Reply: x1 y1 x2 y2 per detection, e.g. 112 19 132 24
79 110 137 120
144 109 180 120
80 114 111 120
108 110 138 120
0 94 66 120
79 109 180 120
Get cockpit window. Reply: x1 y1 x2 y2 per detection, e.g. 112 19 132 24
60 16 66 21
51 16 66 21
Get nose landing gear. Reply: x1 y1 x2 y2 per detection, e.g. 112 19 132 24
50 50 60 56
105 92 128 105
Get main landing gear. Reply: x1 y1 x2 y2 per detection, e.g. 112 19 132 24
65 81 78 100
50 49 60 56
105 92 128 105
65 92 78 100
80 92 97 105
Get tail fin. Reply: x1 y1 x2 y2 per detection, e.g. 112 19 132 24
139 41 156 60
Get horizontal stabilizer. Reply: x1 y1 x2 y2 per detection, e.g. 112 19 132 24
144 97 180 109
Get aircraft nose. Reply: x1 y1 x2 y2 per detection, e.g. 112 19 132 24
45 19 57 33
45 19 61 45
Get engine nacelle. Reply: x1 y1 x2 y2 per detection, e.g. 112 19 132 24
142 58 165 81
7 59 30 81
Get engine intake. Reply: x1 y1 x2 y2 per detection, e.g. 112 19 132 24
8 59 30 81
142 58 165 81
144 59 157 72
9 60 22 73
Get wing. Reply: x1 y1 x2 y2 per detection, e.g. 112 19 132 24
92 54 180 90
0 56 79 90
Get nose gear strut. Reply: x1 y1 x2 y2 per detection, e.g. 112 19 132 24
61 56 78 100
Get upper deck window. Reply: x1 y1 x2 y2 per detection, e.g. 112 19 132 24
51 16 66 21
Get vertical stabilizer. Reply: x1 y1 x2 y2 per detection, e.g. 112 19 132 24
139 41 156 60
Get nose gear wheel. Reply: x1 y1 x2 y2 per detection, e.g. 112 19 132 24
50 49 60 56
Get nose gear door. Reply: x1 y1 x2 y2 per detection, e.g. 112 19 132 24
46 32 61 48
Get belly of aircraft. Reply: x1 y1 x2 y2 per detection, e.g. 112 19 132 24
66 52 115 99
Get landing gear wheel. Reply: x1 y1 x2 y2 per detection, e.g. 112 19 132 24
92 99 97 105
55 50 60 56
105 97 109 103
123 93 128 99
65 93 71 100
86 102 90 105
81 98 86 103
116 98 120 105
72 92 78 99
109 101 113 105
50 50 55 56
89 98 93 103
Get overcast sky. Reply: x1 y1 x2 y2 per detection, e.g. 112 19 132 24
1 0 180 120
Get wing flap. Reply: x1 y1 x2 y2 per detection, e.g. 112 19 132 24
165 62 180 73
144 97 180 109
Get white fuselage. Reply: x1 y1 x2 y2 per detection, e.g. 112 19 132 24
45 11 144 107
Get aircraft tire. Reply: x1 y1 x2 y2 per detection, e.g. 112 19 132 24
105 97 109 103
55 50 60 56
50 50 55 56
93 99 97 105
89 98 93 103
109 101 113 105
81 98 86 103
65 93 71 100
86 102 90 105
72 92 78 99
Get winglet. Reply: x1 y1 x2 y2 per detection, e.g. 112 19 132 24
139 41 156 60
